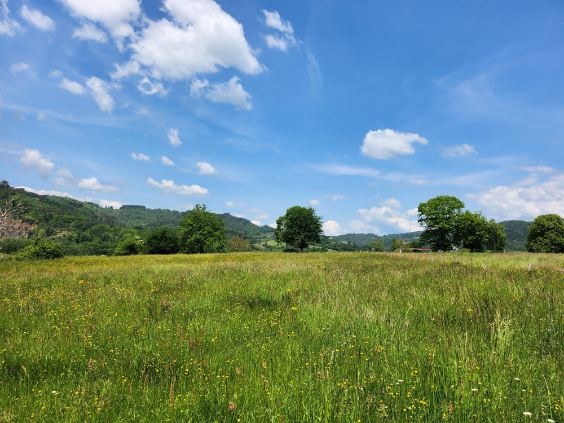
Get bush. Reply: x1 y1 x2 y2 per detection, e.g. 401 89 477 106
114 235 142 256
527 214 564 253
227 236 251 252
18 239 64 260
145 227 179 254
0 238 31 254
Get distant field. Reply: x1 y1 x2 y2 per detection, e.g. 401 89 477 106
0 253 562 422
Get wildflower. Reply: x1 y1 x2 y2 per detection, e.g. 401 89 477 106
228 401 237 412
547 419 555 423
523 412 532 417
471 388 478 392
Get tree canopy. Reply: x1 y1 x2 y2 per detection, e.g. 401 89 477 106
418 196 465 251
178 204 226 254
527 214 564 253
145 227 179 255
275 206 323 252
454 211 506 252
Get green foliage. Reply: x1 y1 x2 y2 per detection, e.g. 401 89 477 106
527 214 564 253
275 206 323 252
501 220 531 251
391 238 405 252
371 238 385 252
144 227 179 255
0 238 31 254
178 204 226 254
418 195 465 251
114 235 143 256
0 253 561 421
228 236 251 252
17 238 64 260
454 212 506 252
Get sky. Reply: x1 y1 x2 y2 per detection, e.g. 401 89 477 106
1 0 563 235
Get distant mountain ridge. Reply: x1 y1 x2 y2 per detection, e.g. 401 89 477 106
0 181 531 251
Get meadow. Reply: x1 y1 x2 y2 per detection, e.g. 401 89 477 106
0 252 562 422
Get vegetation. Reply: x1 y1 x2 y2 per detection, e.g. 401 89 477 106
370 238 385 252
0 253 561 421
275 206 323 252
454 211 505 252
114 234 143 256
418 196 465 251
527 214 564 253
17 238 64 260
144 227 179 255
178 204 226 254
227 236 251 252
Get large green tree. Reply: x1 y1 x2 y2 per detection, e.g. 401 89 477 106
275 206 323 252
526 214 564 253
145 227 179 254
418 196 464 251
178 204 226 254
454 211 505 252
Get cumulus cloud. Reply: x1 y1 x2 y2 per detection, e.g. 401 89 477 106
161 155 175 166
168 128 182 147
20 5 55 31
54 168 74 186
309 199 321 206
78 177 117 192
130 152 149 161
262 10 296 52
20 149 54 176
361 129 428 160
59 78 85 95
86 77 114 112
137 76 167 96
99 199 122 209
442 143 477 158
251 219 262 226
128 0 261 81
357 198 421 233
72 23 108 43
196 161 216 175
60 0 140 39
190 76 252 110
323 220 343 236
10 62 31 75
147 177 208 196
468 170 564 219
0 0 22 36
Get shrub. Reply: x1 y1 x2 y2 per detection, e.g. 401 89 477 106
18 239 64 260
145 227 179 254
114 235 142 256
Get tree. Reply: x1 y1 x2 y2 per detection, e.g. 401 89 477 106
453 212 505 252
178 204 226 254
527 214 564 253
275 206 322 252
391 238 405 252
18 239 64 260
145 227 179 254
371 239 385 252
418 196 464 251
114 235 142 256
227 236 251 252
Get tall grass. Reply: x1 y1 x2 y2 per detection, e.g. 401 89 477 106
0 253 562 422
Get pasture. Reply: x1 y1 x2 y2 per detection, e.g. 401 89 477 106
0 253 562 422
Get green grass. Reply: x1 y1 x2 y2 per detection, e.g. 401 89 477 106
0 252 562 422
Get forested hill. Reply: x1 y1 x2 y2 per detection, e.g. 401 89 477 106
0 182 273 243
1 181 531 252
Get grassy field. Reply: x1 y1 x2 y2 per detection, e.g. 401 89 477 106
0 253 562 422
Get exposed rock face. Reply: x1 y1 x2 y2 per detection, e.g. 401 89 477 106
0 199 36 239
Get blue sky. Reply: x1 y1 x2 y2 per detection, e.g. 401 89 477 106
1 0 563 235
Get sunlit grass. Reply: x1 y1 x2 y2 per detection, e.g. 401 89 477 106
0 252 562 421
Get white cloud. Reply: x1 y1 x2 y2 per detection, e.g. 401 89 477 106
312 163 381 178
110 60 140 80
86 77 114 112
99 199 122 209
20 5 55 31
357 198 421 233
309 199 321 207
161 155 175 166
19 186 76 198
54 168 74 186
72 23 108 43
168 128 182 147
60 0 140 39
190 76 252 110
442 143 477 158
20 149 54 176
10 62 31 75
323 220 343 236
147 177 208 196
59 78 85 95
128 0 262 81
137 76 167 96
349 220 380 234
251 219 262 226
361 129 428 160
130 152 149 161
329 194 344 201
0 0 22 36
78 177 117 192
196 161 216 175
468 171 564 220
406 208 419 217
262 10 296 52
49 69 62 78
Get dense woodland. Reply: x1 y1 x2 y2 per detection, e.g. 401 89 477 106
0 181 537 256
